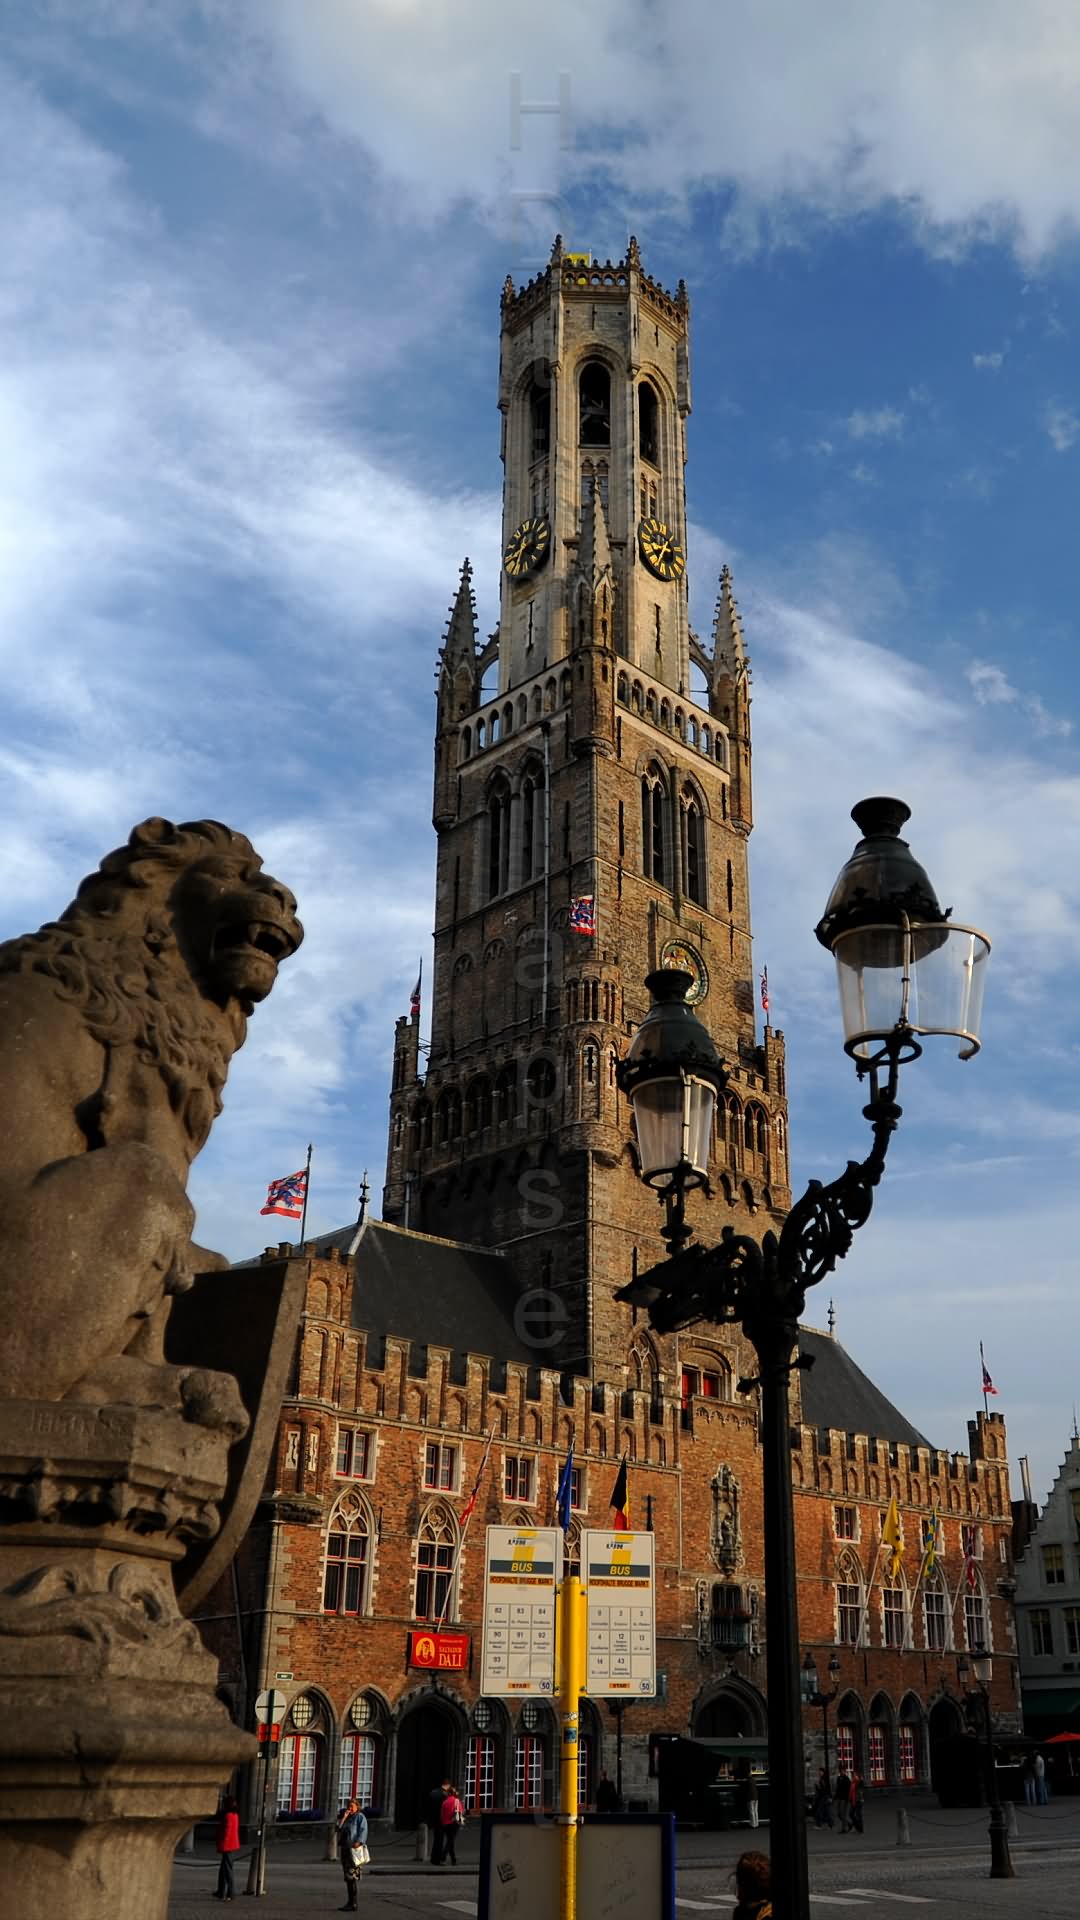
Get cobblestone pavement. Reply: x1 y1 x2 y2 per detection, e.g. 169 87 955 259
169 1801 1080 1919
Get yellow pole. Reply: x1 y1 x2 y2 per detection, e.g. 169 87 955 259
556 1572 586 1920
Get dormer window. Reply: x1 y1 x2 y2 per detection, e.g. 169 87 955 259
579 361 610 447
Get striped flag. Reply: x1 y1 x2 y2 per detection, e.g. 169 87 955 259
569 895 596 935
760 966 770 1014
609 1455 630 1531
260 1169 307 1219
980 1344 998 1397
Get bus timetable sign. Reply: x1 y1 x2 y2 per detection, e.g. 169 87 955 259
582 1529 656 1697
409 1630 470 1671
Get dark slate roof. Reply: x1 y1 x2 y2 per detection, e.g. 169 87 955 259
797 1327 931 1450
309 1219 536 1367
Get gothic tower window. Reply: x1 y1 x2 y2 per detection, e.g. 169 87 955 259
682 791 706 906
415 1502 458 1621
579 360 610 447
488 777 511 899
836 1547 866 1646
638 380 659 465
530 378 550 462
521 762 544 882
495 1062 517 1125
641 764 669 885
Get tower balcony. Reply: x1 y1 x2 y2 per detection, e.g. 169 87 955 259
615 665 730 773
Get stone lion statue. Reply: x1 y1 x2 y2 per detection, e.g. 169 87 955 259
0 817 302 1427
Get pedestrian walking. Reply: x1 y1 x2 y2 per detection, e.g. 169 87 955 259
1021 1754 1036 1805
336 1796 369 1912
595 1770 620 1813
428 1778 450 1864
1034 1751 1048 1805
812 1769 833 1828
732 1849 772 1920
212 1794 240 1901
833 1766 851 1832
439 1784 465 1865
848 1769 864 1835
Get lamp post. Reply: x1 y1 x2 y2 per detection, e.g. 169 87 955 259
957 1650 1014 1878
616 799 989 1920
802 1651 842 1783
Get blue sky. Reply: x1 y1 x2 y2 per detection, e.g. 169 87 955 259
3 1 1080 1506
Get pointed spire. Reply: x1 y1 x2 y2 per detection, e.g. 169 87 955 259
711 563 750 692
441 557 478 665
577 487 613 591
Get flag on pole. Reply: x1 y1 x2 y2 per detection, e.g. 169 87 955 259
459 1424 496 1530
923 1509 943 1574
881 1494 905 1578
410 962 422 1018
260 1169 308 1219
760 966 770 1015
980 1344 998 1396
555 1443 575 1534
609 1455 629 1531
569 895 596 935
962 1524 979 1591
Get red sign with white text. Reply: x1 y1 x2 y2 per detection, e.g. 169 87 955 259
408 1630 470 1672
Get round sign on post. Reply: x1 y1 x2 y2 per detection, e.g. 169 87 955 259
254 1688 281 1724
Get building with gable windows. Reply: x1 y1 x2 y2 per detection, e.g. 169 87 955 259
198 241 1018 1830
1014 1429 1080 1751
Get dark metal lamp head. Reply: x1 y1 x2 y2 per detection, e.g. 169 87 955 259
617 968 727 1192
816 798 990 1065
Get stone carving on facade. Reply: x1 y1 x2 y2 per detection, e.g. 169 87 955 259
0 819 304 1920
711 1463 742 1573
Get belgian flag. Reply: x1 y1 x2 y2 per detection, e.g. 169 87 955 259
609 1455 630 1531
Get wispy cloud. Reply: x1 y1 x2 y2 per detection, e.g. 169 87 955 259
1044 401 1080 451
972 349 1005 370
846 405 905 441
966 660 1071 738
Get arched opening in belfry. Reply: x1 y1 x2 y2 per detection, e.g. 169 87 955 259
579 361 610 447
638 380 659 465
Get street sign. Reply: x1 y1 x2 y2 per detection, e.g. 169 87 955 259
582 1530 656 1697
254 1688 283 1724
409 1629 470 1671
480 1526 559 1696
257 1723 281 1745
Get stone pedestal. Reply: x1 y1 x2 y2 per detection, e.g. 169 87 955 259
0 1401 253 1920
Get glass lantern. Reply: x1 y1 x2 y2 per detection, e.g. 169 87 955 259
618 969 726 1190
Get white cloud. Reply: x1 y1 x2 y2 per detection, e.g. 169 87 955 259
846 406 905 441
972 349 1005 370
966 660 1071 738
1044 401 1080 451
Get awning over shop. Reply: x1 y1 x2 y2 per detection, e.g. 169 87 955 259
1022 1688 1080 1719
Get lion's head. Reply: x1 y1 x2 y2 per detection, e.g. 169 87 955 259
0 818 303 1156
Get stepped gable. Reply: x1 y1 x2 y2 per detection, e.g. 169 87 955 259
307 1217 532 1364
798 1327 931 1450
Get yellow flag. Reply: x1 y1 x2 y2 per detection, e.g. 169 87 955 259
882 1495 905 1578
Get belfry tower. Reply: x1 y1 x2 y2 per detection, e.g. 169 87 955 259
383 238 790 1381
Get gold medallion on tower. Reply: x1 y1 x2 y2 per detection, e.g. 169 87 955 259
638 517 685 581
660 939 708 1004
503 516 551 580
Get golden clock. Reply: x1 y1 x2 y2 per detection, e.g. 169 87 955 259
503 516 551 580
638 517 685 581
660 938 708 1004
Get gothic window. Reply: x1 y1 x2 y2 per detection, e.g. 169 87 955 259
503 702 513 737
836 1548 865 1646
638 380 659 464
460 726 471 763
688 717 698 747
645 689 657 722
412 1100 432 1152
488 777 511 899
323 1492 372 1615
465 1733 497 1812
465 1078 493 1132
756 1111 767 1155
530 379 550 462
617 672 629 704
641 764 669 885
579 360 610 447
963 1574 991 1652
436 1088 462 1145
517 693 528 727
710 1584 749 1650
526 1055 557 1105
702 724 711 755
277 1695 328 1814
521 762 544 882
682 792 706 906
674 707 685 740
490 710 500 744
476 717 486 750
776 1114 786 1163
565 980 578 1022
882 1575 908 1649
339 1721 380 1810
631 681 643 713
495 1062 517 1125
415 1503 457 1621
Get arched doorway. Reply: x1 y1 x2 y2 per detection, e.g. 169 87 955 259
928 1694 964 1799
394 1698 458 1829
692 1677 766 1739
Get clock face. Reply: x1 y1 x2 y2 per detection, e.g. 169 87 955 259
503 516 551 580
660 939 709 1005
638 517 685 581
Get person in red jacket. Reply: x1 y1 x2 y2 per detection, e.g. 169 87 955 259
439 1785 465 1866
213 1795 241 1901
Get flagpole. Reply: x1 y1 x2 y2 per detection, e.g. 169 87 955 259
436 1421 496 1633
980 1342 989 1418
298 1143 313 1245
860 1531 885 1651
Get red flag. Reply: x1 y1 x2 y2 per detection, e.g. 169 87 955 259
260 1169 307 1219
760 966 770 1015
410 963 422 1018
609 1456 629 1531
980 1344 998 1396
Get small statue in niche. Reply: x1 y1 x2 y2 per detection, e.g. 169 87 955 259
0 816 303 1427
712 1463 741 1574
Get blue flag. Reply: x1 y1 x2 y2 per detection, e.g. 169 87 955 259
555 1444 574 1533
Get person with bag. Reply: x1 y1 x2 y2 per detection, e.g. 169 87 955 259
212 1794 240 1901
439 1783 465 1866
336 1797 369 1912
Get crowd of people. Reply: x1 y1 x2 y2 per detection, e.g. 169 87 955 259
811 1765 865 1833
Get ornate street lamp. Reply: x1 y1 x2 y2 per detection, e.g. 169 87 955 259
616 798 989 1920
802 1650 842 1783
958 1650 1014 1878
